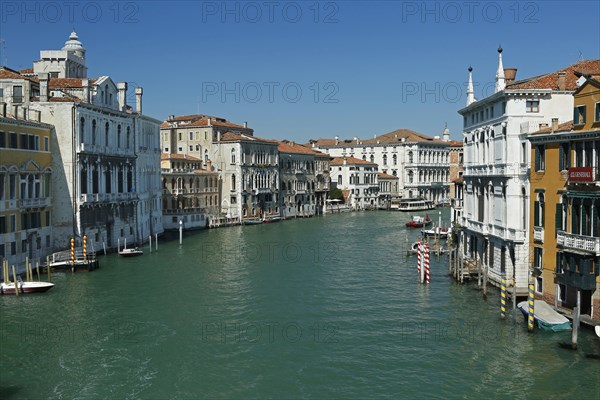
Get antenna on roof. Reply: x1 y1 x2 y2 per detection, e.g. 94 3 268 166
578 50 583 60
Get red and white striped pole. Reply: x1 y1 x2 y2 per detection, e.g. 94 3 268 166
417 237 422 282
424 243 430 285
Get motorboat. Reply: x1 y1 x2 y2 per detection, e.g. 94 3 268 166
406 214 432 228
119 247 143 257
421 226 451 238
0 280 55 294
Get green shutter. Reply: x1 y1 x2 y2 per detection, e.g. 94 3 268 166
559 145 564 171
574 107 578 124
593 205 599 237
535 146 540 170
566 143 571 169
582 105 587 124
555 204 562 231
534 201 540 226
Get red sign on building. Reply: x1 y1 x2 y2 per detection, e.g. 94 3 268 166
568 167 593 182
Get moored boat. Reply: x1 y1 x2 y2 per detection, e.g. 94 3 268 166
243 218 263 225
517 300 572 332
406 214 432 228
0 281 55 294
263 215 281 223
421 226 451 238
397 198 435 211
119 248 143 257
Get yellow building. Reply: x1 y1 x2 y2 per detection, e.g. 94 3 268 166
528 73 600 321
0 105 54 270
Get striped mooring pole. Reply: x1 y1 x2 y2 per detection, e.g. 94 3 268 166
417 238 422 282
70 237 75 267
500 273 507 318
527 280 535 331
424 243 430 285
83 234 87 259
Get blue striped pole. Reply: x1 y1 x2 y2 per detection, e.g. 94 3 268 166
527 282 535 331
500 273 507 318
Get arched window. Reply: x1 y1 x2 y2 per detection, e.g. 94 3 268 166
383 154 388 165
535 192 545 228
79 117 85 143
408 152 413 163
204 149 209 162
231 174 236 191
92 120 97 145
370 155 374 163
105 122 110 146
393 154 397 166
231 149 236 164
408 171 414 183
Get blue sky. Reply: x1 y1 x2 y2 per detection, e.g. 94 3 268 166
1 1 599 142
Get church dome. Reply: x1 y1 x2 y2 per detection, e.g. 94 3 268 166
62 31 85 53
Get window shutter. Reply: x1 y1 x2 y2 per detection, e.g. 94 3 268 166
534 201 540 226
572 205 577 234
566 143 571 169
582 105 587 124
574 107 578 124
559 144 564 171
555 204 563 231
593 205 599 238
535 146 540 171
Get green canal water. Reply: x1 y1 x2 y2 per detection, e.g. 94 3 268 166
1 210 599 399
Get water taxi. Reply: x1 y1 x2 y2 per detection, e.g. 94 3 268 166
405 215 432 228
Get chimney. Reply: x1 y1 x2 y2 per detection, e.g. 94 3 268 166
117 82 128 111
135 87 143 113
217 129 221 141
504 68 517 83
244 121 247 128
82 79 90 102
335 135 339 145
1 102 6 117
342 157 347 165
206 159 212 171
208 117 212 126
557 72 566 90
39 72 49 102
551 118 559 132
354 136 358 144
168 115 174 121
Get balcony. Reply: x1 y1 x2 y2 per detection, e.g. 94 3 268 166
533 226 544 242
19 197 51 209
557 230 600 256
80 192 138 203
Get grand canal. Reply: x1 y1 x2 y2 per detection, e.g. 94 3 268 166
1 210 599 399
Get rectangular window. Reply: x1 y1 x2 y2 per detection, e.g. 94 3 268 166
502 102 507 114
10 214 16 232
189 132 193 140
526 100 539 113
0 131 5 148
490 106 494 118
189 145 193 151
0 174 4 200
164 148 169 152
9 132 17 148
535 145 546 171
595 103 600 122
0 216 5 234
13 86 23 103
230 196 237 204
559 143 570 171
574 105 586 125
44 136 49 151
11 242 16 255
9 175 16 199
19 134 27 149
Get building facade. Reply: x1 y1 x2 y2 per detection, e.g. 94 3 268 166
528 73 600 321
0 107 54 268
458 49 598 295
213 132 279 220
377 172 399 209
449 139 464 225
309 127 450 203
0 32 164 251
330 156 379 209
160 154 220 230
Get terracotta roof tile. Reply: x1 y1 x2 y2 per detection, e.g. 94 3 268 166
48 78 84 88
507 59 600 91
330 156 377 166
0 67 39 83
19 67 33 74
277 140 328 156
219 132 276 144
532 120 574 134
377 172 397 179
310 129 447 147
160 153 202 161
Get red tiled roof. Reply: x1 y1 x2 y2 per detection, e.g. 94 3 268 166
0 67 39 83
48 78 84 88
447 140 463 147
377 172 397 179
506 60 600 91
19 67 33 74
310 129 446 147
277 140 328 156
160 153 202 161
219 132 276 144
330 156 377 166
160 114 251 131
532 120 574 134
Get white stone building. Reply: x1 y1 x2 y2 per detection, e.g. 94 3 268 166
212 132 279 220
457 48 586 293
0 32 164 251
330 156 379 209
309 128 450 203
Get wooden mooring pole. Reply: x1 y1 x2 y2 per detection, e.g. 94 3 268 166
12 265 19 297
571 290 580 350
483 265 488 300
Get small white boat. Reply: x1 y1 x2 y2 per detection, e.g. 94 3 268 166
0 281 55 294
517 300 571 332
119 248 143 257
421 226 451 238
595 326 600 338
